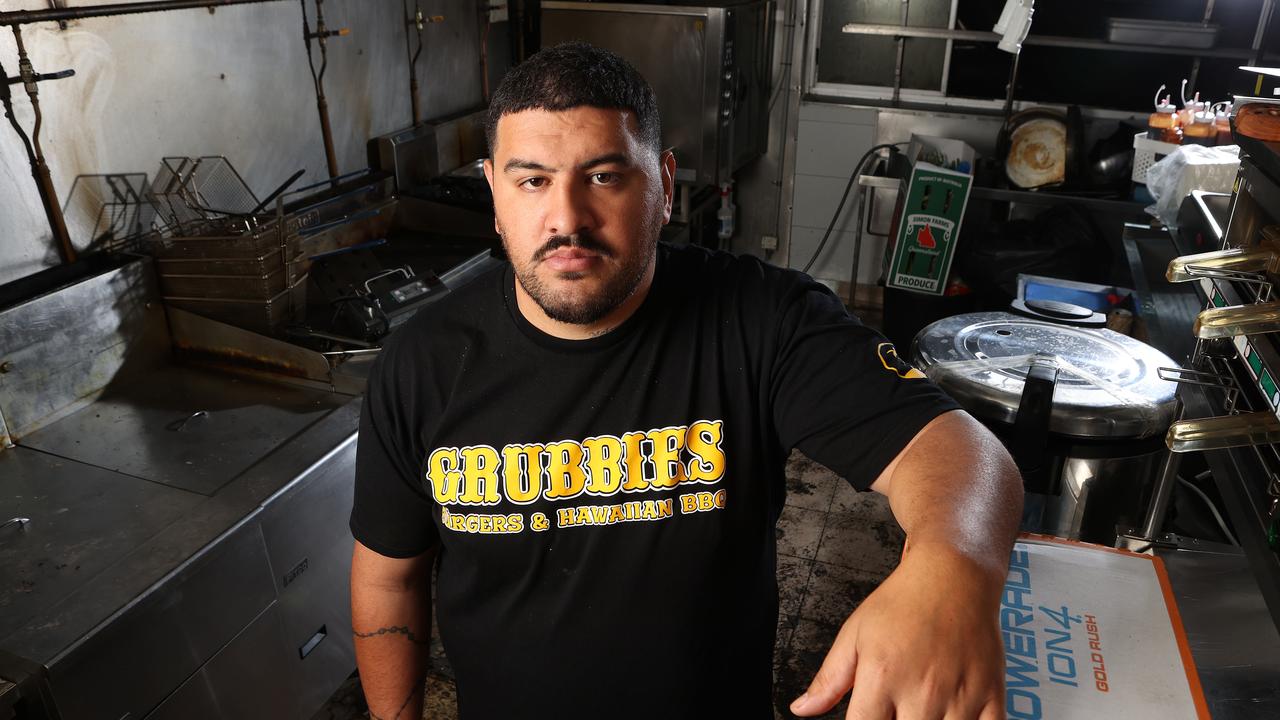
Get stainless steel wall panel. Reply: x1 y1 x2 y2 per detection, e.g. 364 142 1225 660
259 440 358 719
17 364 348 496
1 0 487 286
0 257 170 445
46 520 277 720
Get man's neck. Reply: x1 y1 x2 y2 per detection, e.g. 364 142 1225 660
515 263 657 340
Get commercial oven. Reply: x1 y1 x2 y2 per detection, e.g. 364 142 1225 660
542 0 774 188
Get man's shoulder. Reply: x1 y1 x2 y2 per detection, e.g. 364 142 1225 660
660 242 814 302
376 260 507 365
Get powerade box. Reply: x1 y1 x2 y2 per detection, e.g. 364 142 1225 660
1000 536 1208 719
884 135 976 296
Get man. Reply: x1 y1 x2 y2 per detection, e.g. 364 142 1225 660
350 42 1022 720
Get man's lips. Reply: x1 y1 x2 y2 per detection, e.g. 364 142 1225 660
540 248 603 273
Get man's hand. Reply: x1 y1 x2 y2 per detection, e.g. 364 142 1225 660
790 544 1006 719
791 410 1021 719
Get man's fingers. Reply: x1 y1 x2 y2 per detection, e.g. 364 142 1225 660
843 675 894 720
790 631 859 717
975 696 1005 720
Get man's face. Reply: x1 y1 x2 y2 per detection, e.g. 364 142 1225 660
484 107 674 330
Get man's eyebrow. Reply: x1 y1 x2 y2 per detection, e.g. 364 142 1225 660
578 153 631 170
504 158 555 173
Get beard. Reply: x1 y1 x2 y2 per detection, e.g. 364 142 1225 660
501 223 659 326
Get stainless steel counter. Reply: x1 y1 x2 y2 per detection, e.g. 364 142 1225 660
1162 545 1280 719
1 373 361 720
18 364 347 496
0 255 366 720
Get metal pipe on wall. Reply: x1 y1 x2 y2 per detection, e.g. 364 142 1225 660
4 27 76 264
402 1 444 127
404 0 424 125
301 0 346 179
0 0 289 26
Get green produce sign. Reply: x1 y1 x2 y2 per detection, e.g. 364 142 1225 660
886 165 972 295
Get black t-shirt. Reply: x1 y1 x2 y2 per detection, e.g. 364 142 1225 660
350 242 958 719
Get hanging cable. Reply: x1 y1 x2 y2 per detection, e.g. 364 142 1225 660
801 143 904 274
1178 471 1238 546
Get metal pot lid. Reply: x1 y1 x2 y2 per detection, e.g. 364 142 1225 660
1006 117 1066 189
911 311 1178 439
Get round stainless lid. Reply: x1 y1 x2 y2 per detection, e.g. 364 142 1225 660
912 311 1178 439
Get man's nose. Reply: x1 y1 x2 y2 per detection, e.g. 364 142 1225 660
545 180 595 237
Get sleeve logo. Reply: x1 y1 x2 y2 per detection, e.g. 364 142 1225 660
877 342 926 379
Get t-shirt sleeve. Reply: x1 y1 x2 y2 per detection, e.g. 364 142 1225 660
769 276 961 491
350 343 440 558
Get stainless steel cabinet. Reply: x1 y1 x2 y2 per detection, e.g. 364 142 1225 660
259 441 359 719
145 603 298 720
543 0 774 187
47 518 278 720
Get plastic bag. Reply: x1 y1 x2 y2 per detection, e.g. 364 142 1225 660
1146 144 1240 229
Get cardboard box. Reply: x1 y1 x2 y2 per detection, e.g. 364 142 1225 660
884 135 976 296
1001 536 1208 719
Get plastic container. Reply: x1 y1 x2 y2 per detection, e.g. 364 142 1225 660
1132 131 1182 183
1148 86 1182 144
1184 111 1218 146
716 184 736 241
1213 101 1234 146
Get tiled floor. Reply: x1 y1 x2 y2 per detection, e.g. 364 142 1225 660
315 451 904 720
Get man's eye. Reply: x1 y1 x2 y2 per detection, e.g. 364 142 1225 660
591 172 618 186
521 177 547 189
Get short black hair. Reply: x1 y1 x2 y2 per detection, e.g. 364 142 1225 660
485 42 661 156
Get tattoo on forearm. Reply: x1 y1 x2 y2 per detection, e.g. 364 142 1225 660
352 625 431 645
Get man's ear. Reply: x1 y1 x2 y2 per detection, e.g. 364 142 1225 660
660 150 676 224
484 159 500 235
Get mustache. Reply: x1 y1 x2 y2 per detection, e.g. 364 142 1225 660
532 232 612 262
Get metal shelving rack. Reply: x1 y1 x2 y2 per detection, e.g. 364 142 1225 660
1157 153 1280 630
838 0 1277 109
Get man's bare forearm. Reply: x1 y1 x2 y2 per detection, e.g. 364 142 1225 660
875 411 1023 587
351 544 435 720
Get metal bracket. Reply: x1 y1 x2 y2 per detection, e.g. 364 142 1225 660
1185 264 1276 302
1159 364 1240 413
1 517 30 532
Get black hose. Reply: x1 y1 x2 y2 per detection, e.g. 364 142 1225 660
0 57 36 167
801 143 903 274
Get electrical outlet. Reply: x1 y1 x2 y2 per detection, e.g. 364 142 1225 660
760 235 778 251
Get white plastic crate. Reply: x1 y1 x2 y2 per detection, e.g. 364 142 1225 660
1132 131 1181 183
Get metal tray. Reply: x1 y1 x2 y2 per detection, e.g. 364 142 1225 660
156 250 307 300
145 213 306 258
164 277 306 334
1107 18 1219 49
155 251 303 278
158 265 298 300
